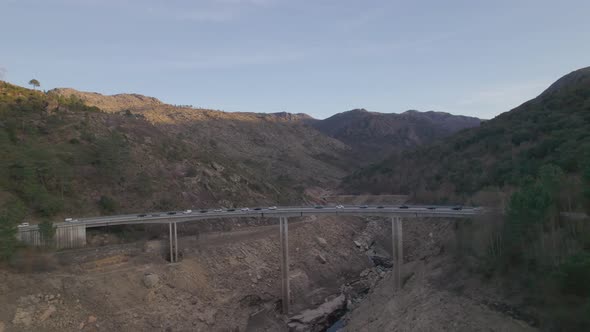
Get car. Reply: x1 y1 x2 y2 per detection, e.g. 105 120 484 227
137 214 147 217
399 205 409 209
427 207 436 210
359 205 368 209
183 209 192 214
213 209 223 212
336 205 344 209
18 222 30 228
151 214 160 217
268 206 277 210
200 210 208 213
227 208 236 212
64 218 73 222
167 211 177 215
315 205 324 209
241 207 250 211
452 206 463 211
253 207 262 211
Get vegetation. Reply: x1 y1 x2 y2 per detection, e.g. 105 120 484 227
98 195 117 214
0 198 25 260
28 79 40 90
38 219 56 246
357 67 590 331
344 67 590 203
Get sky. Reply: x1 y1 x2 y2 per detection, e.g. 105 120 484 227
1 0 589 119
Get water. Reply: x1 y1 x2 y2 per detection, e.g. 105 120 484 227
326 319 345 332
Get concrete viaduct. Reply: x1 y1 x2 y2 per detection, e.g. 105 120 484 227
17 205 482 314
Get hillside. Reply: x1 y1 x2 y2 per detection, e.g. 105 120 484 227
309 108 481 161
342 66 590 331
0 82 352 229
344 66 590 200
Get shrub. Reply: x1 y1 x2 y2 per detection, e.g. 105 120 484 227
557 252 590 297
98 195 117 214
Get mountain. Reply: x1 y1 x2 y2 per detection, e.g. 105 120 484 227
0 82 484 220
343 66 590 199
308 108 481 161
0 82 352 221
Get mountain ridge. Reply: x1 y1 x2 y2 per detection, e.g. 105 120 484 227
343 65 590 199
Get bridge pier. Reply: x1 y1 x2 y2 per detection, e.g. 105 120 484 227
279 216 290 315
169 222 179 263
392 216 403 292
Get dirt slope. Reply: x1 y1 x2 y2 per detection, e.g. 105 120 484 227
343 258 535 332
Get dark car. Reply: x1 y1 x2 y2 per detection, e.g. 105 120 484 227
314 205 324 209
399 205 409 209
227 208 236 212
151 214 160 217
254 207 262 210
427 207 436 210
200 210 208 213
137 214 147 217
377 206 385 209
452 206 463 211
167 211 177 215
360 205 368 209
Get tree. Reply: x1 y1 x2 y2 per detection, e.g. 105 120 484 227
38 219 56 247
28 79 40 90
98 195 117 214
0 198 26 261
583 163 590 214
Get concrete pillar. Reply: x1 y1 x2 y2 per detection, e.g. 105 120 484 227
174 222 178 262
279 217 290 315
169 223 174 263
392 216 403 292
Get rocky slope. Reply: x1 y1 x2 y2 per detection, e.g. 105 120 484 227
0 82 353 223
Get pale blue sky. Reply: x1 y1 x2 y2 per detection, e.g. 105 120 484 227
1 0 589 119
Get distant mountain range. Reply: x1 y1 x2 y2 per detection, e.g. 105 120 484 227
50 87 481 163
307 108 480 160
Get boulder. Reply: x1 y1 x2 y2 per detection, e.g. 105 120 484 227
316 254 327 264
316 237 328 246
196 308 216 325
288 294 347 332
143 273 160 288
370 255 393 268
39 305 56 322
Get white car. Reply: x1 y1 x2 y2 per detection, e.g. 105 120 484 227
268 206 277 210
17 222 30 228
241 207 250 211
213 209 223 212
336 205 344 209
183 209 192 214
64 218 73 222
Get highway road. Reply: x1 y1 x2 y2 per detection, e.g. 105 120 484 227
17 205 483 230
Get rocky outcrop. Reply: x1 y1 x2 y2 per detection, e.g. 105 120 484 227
288 294 347 332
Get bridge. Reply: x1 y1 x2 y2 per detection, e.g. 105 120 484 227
17 204 482 314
